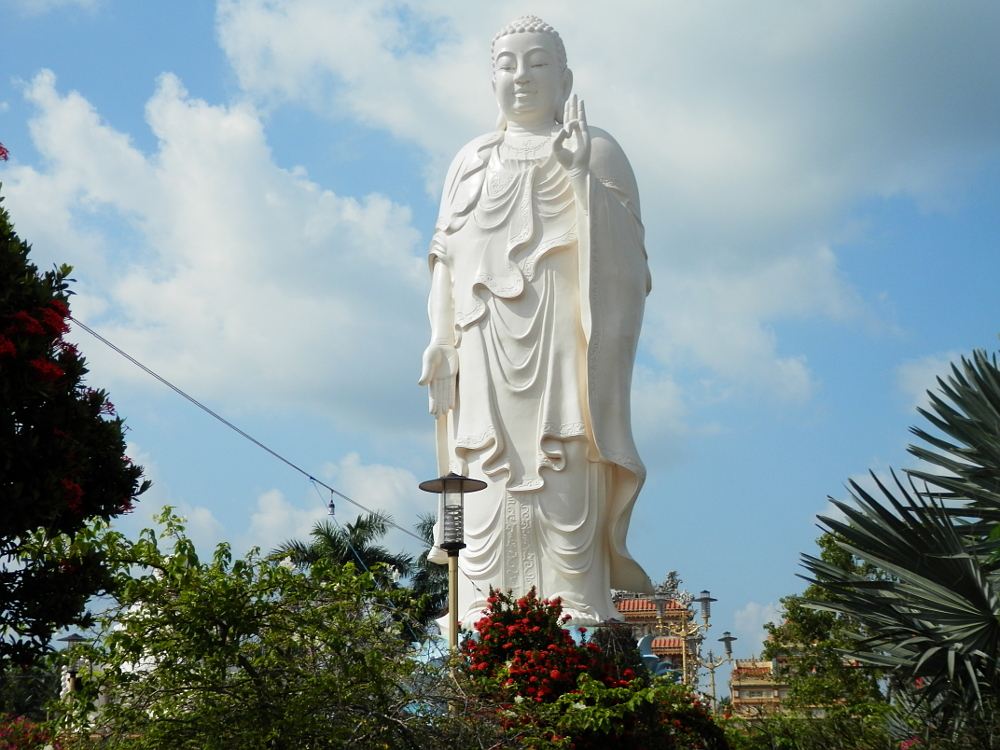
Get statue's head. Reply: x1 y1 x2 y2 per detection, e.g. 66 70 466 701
491 16 573 130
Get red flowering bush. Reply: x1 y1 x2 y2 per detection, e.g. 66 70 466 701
460 588 729 750
0 714 59 750
0 189 149 668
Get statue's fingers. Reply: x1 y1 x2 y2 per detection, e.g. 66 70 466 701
433 377 445 413
552 126 569 151
579 99 588 129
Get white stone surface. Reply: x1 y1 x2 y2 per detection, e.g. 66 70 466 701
419 16 653 630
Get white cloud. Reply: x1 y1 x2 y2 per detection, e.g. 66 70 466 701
732 601 782 657
648 246 865 404
321 451 435 555
242 488 327 554
897 350 963 414
231 452 433 558
5 70 429 436
631 366 689 468
110 442 228 555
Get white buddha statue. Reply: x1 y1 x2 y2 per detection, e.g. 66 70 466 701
420 16 653 627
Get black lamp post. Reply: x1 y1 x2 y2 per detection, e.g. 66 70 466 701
419 472 486 649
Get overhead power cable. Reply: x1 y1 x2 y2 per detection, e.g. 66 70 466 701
69 316 425 546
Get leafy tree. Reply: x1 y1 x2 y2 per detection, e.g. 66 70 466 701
0 191 148 670
762 533 885 712
273 511 412 587
722 709 895 750
64 509 495 750
801 350 1000 744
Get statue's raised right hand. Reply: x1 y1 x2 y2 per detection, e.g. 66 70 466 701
418 342 458 417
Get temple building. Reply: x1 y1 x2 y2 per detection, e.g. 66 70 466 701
613 591 692 671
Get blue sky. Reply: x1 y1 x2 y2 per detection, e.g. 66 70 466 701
2 0 999 663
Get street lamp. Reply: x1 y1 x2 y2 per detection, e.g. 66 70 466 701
58 633 87 695
651 585 669 633
697 631 738 713
718 631 737 657
694 590 717 624
419 472 486 650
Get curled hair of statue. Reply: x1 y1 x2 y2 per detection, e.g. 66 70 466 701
491 15 567 70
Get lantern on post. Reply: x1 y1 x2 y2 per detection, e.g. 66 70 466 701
419 472 486 649
694 590 717 624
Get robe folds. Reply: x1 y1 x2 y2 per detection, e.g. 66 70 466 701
428 126 653 627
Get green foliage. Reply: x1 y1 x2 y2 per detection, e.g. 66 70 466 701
460 588 729 750
798 350 1000 741
0 190 149 670
762 533 885 711
722 708 896 750
0 659 59 721
408 513 449 627
62 509 457 750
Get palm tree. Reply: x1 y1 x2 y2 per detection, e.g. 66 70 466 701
407 513 449 627
273 511 413 588
802 350 1000 741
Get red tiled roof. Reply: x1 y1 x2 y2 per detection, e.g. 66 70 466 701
732 667 772 679
616 598 686 613
651 637 684 649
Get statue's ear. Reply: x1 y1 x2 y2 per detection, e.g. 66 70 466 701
555 68 574 123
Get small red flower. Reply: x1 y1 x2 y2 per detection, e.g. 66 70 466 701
0 141 9 161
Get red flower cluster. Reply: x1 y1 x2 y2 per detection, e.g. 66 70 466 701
464 588 632 704
60 478 84 512
7 310 45 336
0 714 60 750
0 142 9 162
29 357 64 382
0 334 14 358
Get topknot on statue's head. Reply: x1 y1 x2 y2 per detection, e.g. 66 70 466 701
491 16 567 70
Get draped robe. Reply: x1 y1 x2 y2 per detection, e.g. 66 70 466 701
428 126 653 627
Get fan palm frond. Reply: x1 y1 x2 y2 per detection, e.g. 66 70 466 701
804 472 1000 724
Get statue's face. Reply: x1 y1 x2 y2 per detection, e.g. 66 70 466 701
493 31 570 128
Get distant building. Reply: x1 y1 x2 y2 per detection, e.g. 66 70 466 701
729 658 791 717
